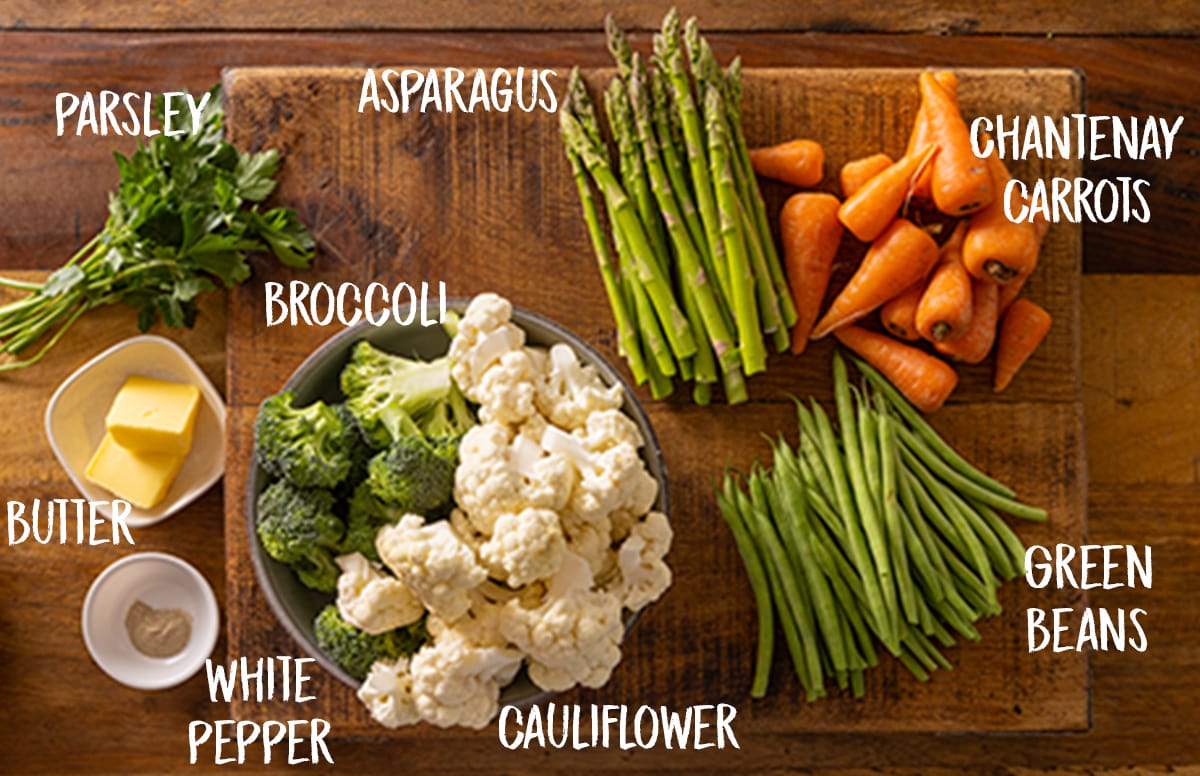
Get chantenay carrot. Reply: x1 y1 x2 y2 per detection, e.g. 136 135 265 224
906 70 959 200
915 220 973 342
998 215 1051 312
749 139 825 187
811 218 940 340
962 151 1042 283
834 324 959 413
993 298 1052 391
837 144 937 242
780 192 844 353
880 281 925 342
840 153 894 199
935 275 999 364
920 71 993 216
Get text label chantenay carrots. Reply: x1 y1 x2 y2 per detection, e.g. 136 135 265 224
969 114 1184 225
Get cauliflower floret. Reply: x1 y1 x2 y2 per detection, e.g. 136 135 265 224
449 507 485 555
456 421 575 534
409 629 523 729
575 408 645 451
500 552 624 692
543 425 658 524
426 586 514 648
561 510 615 581
534 343 622 431
376 515 487 622
357 658 420 729
449 293 526 398
479 508 566 587
475 348 541 426
613 511 673 611
335 553 424 635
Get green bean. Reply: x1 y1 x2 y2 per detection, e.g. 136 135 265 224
744 477 825 699
898 651 930 682
850 354 1017 499
876 403 919 627
972 500 1030 576
774 443 849 674
716 483 774 698
733 485 810 692
896 425 1048 522
945 487 1018 581
901 456 995 601
850 668 866 698
834 353 898 652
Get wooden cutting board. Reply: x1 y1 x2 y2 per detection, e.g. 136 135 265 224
222 65 1087 735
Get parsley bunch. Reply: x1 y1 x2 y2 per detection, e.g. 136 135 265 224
0 86 314 371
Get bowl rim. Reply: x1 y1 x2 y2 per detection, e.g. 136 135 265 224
81 550 220 691
245 299 671 703
44 333 228 528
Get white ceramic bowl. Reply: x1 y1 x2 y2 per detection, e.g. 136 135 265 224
44 335 226 528
82 552 220 690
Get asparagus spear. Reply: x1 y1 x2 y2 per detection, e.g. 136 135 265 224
648 67 708 272
614 225 677 379
654 10 733 305
705 84 767 376
627 63 738 374
561 73 647 385
605 75 670 269
722 57 798 328
738 197 788 351
682 24 795 329
561 109 697 362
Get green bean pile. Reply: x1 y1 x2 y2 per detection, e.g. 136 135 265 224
717 352 1047 700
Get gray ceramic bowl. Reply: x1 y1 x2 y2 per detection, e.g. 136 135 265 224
246 301 670 706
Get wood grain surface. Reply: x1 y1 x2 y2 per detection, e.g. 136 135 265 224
216 65 1087 736
0 275 1193 773
0 32 1196 276
0 8 1196 771
1 0 1196 34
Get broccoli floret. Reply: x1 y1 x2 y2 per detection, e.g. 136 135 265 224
365 436 456 516
340 341 475 448
420 381 476 442
254 390 360 489
313 605 427 681
331 402 373 500
256 479 345 593
341 481 405 561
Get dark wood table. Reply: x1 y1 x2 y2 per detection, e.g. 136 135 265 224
1 3 1197 772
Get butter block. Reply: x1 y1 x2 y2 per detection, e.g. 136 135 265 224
85 433 186 509
105 375 201 456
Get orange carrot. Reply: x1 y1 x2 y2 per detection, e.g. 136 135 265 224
998 214 1051 312
962 151 1041 283
934 276 999 364
780 192 844 354
879 281 925 342
993 299 1052 392
749 139 825 187
920 71 993 216
834 324 959 413
915 220 973 342
906 71 959 200
811 218 940 340
840 153 893 199
838 145 937 242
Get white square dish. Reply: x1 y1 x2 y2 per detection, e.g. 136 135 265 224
44 335 226 528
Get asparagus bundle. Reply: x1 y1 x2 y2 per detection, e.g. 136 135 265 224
718 351 1046 700
560 11 797 404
